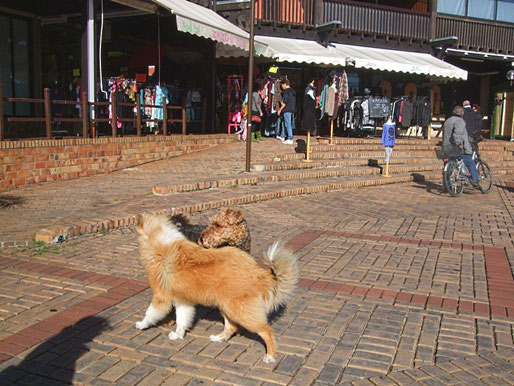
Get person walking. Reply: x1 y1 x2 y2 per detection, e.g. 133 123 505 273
463 100 481 140
442 105 480 188
251 84 264 139
277 78 296 145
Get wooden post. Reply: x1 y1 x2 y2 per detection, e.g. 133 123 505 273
429 0 438 40
136 92 141 136
162 96 167 136
44 87 52 139
313 0 324 26
382 161 391 177
81 91 88 138
329 120 334 145
182 96 187 135
302 130 313 163
201 98 207 134
0 83 4 141
111 91 117 137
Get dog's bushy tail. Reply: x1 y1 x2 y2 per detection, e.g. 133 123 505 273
261 242 299 313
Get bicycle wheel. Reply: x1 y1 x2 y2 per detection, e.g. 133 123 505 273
443 160 464 197
476 160 493 193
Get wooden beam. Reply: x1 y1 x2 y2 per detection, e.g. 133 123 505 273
110 0 157 14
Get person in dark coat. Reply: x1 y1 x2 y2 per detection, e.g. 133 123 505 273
301 79 317 136
463 100 481 140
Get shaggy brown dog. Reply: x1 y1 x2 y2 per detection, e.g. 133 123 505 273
135 213 298 363
198 208 251 252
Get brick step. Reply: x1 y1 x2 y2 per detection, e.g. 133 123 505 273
152 159 514 195
257 156 514 173
280 150 513 161
315 137 514 151
34 166 514 244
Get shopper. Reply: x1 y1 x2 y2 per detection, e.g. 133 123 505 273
463 100 481 140
277 78 296 145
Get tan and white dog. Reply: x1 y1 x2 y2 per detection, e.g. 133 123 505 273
135 213 299 363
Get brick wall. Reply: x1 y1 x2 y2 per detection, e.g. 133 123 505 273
0 135 237 192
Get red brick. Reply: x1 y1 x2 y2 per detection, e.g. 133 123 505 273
366 288 383 299
396 292 413 303
17 327 55 341
490 305 507 318
0 341 26 356
442 298 458 311
381 290 398 301
310 280 329 291
325 282 343 292
474 302 490 315
351 286 369 296
0 352 11 363
427 296 443 308
3 333 41 348
411 294 427 306
336 284 355 295
459 300 474 313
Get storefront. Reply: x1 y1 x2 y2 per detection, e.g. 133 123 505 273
217 35 467 138
1 0 269 138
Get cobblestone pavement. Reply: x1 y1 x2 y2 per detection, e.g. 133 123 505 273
0 142 513 384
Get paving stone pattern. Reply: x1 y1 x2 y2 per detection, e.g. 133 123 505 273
0 137 513 384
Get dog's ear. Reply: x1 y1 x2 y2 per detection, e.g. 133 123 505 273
226 209 243 225
136 214 145 231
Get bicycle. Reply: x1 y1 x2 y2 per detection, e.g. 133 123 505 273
441 140 493 197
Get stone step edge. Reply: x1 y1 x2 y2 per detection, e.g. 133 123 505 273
33 169 513 245
281 152 514 161
152 161 513 195
257 156 514 172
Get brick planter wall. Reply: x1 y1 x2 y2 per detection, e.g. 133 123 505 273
0 134 236 192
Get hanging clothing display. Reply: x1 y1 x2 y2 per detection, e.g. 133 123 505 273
301 83 317 132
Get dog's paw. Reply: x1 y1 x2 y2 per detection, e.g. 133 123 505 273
263 354 276 363
168 331 184 340
209 334 227 342
135 321 146 330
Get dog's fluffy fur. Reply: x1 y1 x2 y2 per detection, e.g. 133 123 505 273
135 213 298 362
198 208 251 252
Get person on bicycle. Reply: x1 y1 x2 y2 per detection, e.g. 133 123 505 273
442 105 480 188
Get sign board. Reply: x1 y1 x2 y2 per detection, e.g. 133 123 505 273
369 97 391 118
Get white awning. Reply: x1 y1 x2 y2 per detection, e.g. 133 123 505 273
151 0 269 55
331 43 467 80
217 35 348 66
259 36 347 66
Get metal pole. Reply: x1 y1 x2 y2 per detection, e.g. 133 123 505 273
245 0 256 172
87 0 96 123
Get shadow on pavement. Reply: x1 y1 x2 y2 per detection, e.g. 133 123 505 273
1 316 109 384
411 173 446 195
0 194 25 210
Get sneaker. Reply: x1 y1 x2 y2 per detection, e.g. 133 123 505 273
276 136 284 141
283 139 293 145
472 181 481 189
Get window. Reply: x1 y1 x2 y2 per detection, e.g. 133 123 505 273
468 0 495 20
497 0 514 23
0 15 13 115
437 0 466 16
438 0 514 23
0 13 31 116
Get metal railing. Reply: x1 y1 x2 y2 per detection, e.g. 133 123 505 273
0 83 206 141
437 14 514 54
255 0 315 26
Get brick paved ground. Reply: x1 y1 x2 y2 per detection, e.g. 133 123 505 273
0 139 513 384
